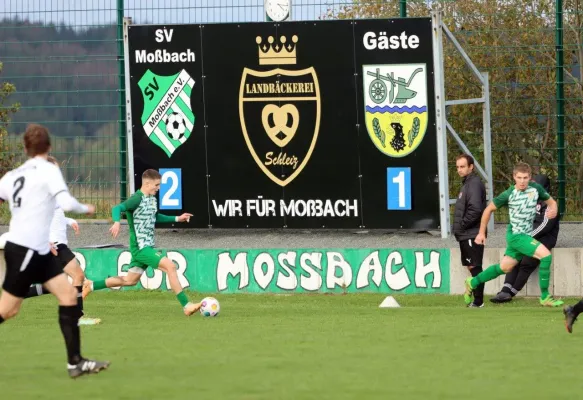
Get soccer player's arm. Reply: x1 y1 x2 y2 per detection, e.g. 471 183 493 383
109 193 142 238
47 165 91 213
531 203 558 239
534 182 558 218
111 194 142 222
156 209 193 223
476 188 509 243
0 174 8 205
478 202 497 234
156 213 178 223
65 217 80 235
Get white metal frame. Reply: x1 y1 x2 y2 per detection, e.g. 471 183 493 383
431 10 494 238
123 17 136 194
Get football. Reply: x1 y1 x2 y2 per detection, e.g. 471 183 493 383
200 297 220 317
164 112 186 140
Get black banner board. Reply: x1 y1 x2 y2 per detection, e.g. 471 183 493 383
126 18 439 229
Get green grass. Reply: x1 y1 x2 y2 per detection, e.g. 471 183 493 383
1 292 581 399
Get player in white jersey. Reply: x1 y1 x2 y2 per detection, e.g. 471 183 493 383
0 124 109 378
23 156 101 326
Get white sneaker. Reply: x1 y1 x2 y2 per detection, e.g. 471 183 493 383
78 317 102 326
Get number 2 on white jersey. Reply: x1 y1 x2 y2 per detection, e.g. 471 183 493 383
12 176 25 208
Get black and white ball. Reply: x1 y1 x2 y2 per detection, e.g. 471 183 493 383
164 112 186 140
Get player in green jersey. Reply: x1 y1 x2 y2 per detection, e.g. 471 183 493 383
82 169 201 316
464 162 563 307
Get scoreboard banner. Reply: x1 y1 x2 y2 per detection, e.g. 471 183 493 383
124 18 440 229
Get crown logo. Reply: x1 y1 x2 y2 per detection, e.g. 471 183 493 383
256 35 298 65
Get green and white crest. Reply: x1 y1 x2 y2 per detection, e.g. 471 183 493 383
138 69 195 157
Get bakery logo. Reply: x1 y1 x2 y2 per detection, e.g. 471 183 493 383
239 35 321 186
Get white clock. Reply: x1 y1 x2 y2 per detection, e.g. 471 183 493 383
265 0 290 22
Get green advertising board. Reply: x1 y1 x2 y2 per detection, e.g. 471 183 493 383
73 248 450 294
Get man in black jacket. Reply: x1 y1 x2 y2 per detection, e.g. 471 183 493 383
490 174 560 303
453 154 487 307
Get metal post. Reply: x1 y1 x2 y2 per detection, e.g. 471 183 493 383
556 0 566 216
400 0 407 17
123 17 135 195
482 72 494 231
117 0 127 201
432 10 449 239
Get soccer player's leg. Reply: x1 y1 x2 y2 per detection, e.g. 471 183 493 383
25 245 86 301
43 271 110 378
59 245 83 308
0 290 24 324
492 256 540 303
82 258 144 298
139 248 202 316
1 242 38 322
491 263 520 303
563 300 583 333
465 249 519 303
512 234 562 306
62 254 101 326
508 257 539 296
24 283 50 298
63 259 84 306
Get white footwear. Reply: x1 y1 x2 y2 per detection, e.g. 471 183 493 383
183 302 202 316
78 317 102 326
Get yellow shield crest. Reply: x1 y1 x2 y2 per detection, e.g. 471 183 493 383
239 67 321 186
363 63 428 158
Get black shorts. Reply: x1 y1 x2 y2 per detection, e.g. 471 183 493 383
2 241 64 298
55 243 76 268
537 235 557 252
459 238 484 267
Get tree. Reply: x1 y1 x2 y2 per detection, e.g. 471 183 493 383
0 60 20 177
328 0 583 215
0 18 117 138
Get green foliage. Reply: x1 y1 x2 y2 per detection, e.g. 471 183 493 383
0 61 20 177
330 0 583 216
0 59 20 223
372 117 386 147
0 18 117 138
3 2 583 218
0 18 121 215
408 116 420 147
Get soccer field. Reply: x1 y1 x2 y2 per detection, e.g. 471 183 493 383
0 292 579 400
